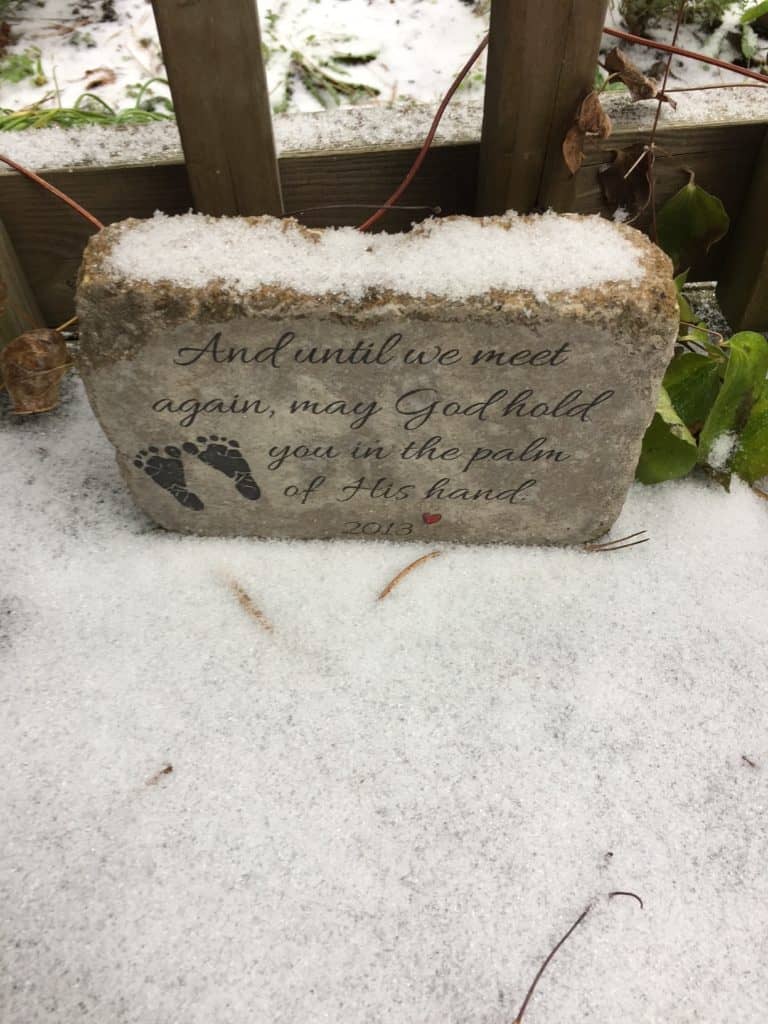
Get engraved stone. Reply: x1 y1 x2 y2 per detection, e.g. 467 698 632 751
76 213 678 545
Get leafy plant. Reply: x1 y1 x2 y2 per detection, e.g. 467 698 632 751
637 179 768 488
263 4 380 114
0 78 174 131
0 47 44 85
741 0 768 24
618 0 736 34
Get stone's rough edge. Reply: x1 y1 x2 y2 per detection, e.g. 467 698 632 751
76 212 677 388
77 212 676 319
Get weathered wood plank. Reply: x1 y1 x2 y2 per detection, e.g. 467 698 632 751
476 0 609 214
0 217 43 345
717 127 768 330
151 0 283 216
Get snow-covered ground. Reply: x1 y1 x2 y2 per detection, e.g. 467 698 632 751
0 0 489 115
2 375 768 1023
0 0 765 119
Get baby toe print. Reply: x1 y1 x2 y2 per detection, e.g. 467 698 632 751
133 446 204 511
182 435 261 501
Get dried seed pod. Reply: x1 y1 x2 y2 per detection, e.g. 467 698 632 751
0 329 70 414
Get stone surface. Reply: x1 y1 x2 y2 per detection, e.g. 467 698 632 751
76 214 678 545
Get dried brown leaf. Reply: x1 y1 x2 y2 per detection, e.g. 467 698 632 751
598 144 654 221
562 90 612 176
85 66 117 90
577 90 612 137
562 124 586 175
604 47 677 109
604 47 659 101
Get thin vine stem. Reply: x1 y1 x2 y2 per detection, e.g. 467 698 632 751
648 0 688 242
357 33 489 231
0 153 105 231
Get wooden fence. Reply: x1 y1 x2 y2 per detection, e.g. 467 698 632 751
0 0 766 335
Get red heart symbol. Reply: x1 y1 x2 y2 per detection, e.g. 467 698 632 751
422 513 442 525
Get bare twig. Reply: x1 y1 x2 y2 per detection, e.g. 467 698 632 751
609 890 645 910
512 892 644 1022
357 33 488 231
513 904 592 1024
664 83 768 92
679 320 724 344
55 315 79 333
146 763 173 785
0 153 105 231
752 486 768 503
377 551 442 602
228 579 274 632
584 530 649 553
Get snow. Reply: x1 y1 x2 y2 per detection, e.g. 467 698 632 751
707 430 739 470
0 99 483 174
1 80 766 177
2 375 768 1023
602 5 767 89
103 211 644 302
1 4 768 177
0 0 488 115
0 0 766 151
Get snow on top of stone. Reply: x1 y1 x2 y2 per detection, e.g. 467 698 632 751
105 211 645 302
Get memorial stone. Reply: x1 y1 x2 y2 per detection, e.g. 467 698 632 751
76 212 678 545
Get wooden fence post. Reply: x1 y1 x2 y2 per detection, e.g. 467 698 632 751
717 127 768 331
151 0 283 217
476 0 609 215
0 218 43 346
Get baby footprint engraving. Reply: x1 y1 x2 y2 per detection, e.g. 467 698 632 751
133 446 204 511
182 435 261 501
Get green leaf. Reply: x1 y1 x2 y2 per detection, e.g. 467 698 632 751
741 24 760 61
733 381 768 484
698 331 768 471
657 175 730 273
674 270 695 326
663 352 722 432
741 0 768 24
636 386 698 484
